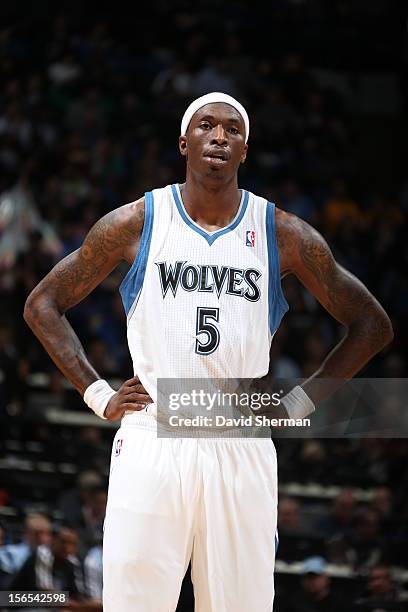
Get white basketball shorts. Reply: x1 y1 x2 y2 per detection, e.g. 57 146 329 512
103 411 278 612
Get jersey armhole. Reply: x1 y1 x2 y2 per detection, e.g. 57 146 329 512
119 191 154 319
266 201 289 335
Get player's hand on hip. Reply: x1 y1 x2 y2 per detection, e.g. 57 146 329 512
104 375 153 420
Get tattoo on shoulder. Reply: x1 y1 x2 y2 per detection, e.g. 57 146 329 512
275 209 304 275
298 224 336 289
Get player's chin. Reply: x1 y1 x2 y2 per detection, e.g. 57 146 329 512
202 162 233 180
205 167 226 179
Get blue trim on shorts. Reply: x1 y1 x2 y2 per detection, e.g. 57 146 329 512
119 191 154 317
266 202 289 335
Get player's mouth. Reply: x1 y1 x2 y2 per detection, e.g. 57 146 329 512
203 150 229 165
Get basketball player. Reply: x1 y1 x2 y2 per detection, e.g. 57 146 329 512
24 93 393 611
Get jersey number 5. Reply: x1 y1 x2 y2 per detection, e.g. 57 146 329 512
195 307 220 355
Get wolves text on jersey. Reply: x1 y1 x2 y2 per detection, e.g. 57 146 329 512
155 261 261 302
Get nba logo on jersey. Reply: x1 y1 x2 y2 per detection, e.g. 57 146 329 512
246 230 256 247
115 438 123 457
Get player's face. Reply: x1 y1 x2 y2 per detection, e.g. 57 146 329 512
179 103 248 180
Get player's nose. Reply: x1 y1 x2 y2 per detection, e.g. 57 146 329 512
211 123 227 146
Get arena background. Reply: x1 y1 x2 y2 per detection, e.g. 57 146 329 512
0 1 407 610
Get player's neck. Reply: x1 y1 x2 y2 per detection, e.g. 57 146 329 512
181 174 241 228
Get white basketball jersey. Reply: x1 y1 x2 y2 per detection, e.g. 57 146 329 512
120 184 288 404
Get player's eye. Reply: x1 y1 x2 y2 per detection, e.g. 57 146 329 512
200 122 212 130
228 126 239 135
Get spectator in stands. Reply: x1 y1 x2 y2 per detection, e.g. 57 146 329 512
58 471 107 551
0 324 20 414
327 507 386 570
58 470 103 523
301 334 328 379
10 525 83 596
279 556 347 612
0 513 51 584
277 497 325 561
279 497 303 534
318 489 356 537
84 543 102 601
80 486 107 549
355 439 390 487
353 565 405 611
371 486 395 533
0 523 6 587
322 178 364 237
75 427 107 472
279 179 315 222
85 337 118 379
297 440 328 484
0 180 61 270
269 324 301 378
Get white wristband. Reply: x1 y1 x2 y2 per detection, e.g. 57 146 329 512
281 385 315 420
83 379 116 420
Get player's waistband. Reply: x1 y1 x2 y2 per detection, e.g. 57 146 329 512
121 405 157 430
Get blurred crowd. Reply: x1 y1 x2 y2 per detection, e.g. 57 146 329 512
0 505 103 610
1 434 408 610
0 4 406 415
0 2 407 610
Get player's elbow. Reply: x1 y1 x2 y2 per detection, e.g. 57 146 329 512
350 308 394 355
23 290 39 328
368 311 394 352
23 287 52 329
379 313 394 348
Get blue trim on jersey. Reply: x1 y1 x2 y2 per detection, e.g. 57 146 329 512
266 202 289 335
171 184 249 246
119 191 154 317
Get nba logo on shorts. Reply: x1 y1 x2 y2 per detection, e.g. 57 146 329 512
246 230 256 247
115 438 123 457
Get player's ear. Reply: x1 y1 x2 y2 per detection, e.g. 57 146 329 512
179 136 188 157
240 143 248 164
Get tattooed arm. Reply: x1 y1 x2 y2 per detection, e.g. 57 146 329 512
23 199 144 395
276 208 393 402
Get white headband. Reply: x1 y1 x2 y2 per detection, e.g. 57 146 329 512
180 92 249 143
